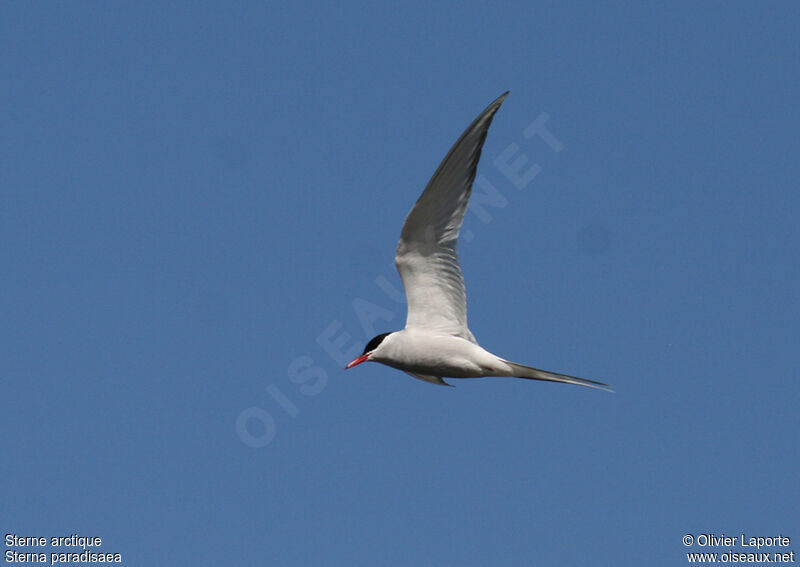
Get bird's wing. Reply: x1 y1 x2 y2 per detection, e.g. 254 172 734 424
395 92 508 340
404 372 453 387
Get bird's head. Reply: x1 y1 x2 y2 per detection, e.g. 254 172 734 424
345 332 392 369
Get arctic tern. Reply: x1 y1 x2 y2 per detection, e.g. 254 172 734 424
346 92 610 390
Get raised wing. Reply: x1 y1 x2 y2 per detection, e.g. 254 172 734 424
395 92 509 339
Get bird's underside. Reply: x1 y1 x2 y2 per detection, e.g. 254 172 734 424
402 364 612 390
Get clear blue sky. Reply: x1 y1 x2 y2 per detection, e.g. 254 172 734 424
2 3 798 566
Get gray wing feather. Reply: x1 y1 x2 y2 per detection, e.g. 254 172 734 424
395 92 509 340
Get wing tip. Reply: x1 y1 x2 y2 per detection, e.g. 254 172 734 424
490 91 510 110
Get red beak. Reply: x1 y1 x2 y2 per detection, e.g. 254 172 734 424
345 353 370 369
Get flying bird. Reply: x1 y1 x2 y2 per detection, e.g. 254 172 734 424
346 92 610 390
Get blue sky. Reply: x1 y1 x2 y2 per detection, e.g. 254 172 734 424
2 2 798 565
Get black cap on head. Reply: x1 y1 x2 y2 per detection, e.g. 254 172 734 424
362 332 391 355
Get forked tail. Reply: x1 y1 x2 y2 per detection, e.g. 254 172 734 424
502 360 613 392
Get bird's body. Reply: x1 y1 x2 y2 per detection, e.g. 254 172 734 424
371 330 507 381
346 92 610 391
